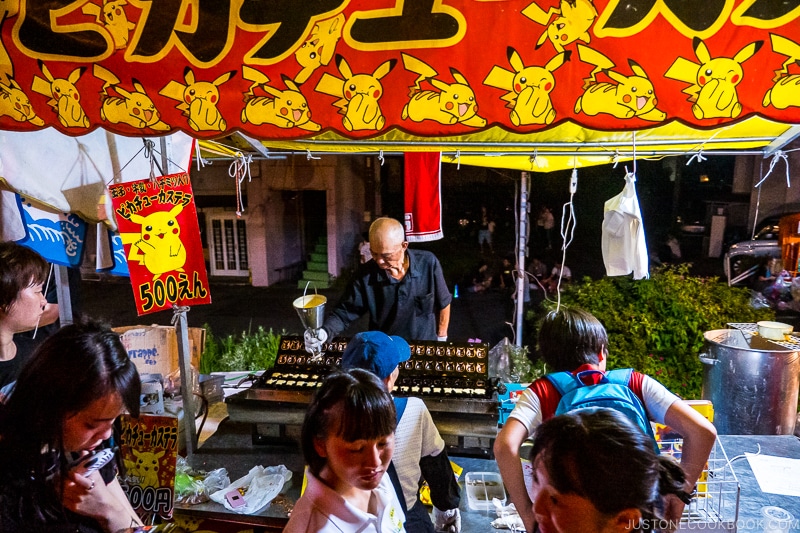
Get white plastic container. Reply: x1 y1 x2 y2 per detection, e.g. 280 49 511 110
465 472 506 511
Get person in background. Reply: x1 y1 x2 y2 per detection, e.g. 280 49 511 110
0 242 56 394
342 331 461 533
359 232 373 264
285 368 405 533
754 255 778 293
498 255 515 292
529 408 689 533
477 206 495 255
544 261 571 293
305 217 451 354
537 206 555 251
0 320 143 533
468 261 493 293
494 307 716 533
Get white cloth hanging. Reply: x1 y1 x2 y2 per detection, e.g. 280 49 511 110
0 189 25 241
601 172 649 279
0 129 193 226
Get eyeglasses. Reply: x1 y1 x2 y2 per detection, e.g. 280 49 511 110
370 246 405 262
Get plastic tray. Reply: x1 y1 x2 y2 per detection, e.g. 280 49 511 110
465 471 506 511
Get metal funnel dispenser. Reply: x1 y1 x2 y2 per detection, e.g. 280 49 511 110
293 283 327 358
293 293 327 331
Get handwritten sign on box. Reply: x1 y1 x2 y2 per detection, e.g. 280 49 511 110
114 325 204 379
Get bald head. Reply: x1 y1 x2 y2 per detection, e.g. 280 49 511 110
368 218 408 277
369 217 405 248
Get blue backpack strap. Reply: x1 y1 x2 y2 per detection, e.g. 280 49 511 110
604 368 634 386
545 371 581 396
388 397 409 513
546 369 607 396
394 397 408 424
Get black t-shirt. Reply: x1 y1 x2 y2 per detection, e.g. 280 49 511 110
0 337 37 393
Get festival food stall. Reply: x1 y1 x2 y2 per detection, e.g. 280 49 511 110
1 0 800 529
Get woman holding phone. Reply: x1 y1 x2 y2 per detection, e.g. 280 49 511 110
0 320 143 533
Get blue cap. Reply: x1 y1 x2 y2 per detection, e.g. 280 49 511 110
341 331 411 380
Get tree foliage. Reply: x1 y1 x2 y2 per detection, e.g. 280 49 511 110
527 265 774 398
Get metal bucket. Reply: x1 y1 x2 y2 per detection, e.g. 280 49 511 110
700 329 800 435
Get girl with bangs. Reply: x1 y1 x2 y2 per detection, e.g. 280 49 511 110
285 368 406 533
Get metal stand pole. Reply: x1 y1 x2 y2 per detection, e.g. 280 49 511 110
173 306 197 457
515 172 529 347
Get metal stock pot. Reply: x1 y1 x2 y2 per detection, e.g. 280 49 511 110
699 329 800 435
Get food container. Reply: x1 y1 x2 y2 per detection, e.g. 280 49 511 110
700 329 799 434
465 472 506 511
757 321 794 341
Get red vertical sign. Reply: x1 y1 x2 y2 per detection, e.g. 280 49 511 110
110 173 211 316
118 414 179 520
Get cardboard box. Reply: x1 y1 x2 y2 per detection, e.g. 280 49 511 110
114 325 205 378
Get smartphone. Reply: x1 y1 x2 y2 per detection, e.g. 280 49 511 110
225 488 247 508
70 448 116 477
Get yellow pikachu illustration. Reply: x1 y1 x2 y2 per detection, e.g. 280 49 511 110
665 37 763 119
0 78 44 125
522 0 598 53
122 204 186 280
484 47 571 126
295 13 345 84
574 45 665 121
241 66 320 131
94 64 170 130
315 54 396 131
160 68 236 132
763 33 800 110
31 60 90 128
81 0 135 50
401 53 486 128
131 449 164 489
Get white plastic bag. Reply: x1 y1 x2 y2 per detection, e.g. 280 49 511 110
601 172 648 280
491 500 526 531
209 465 292 514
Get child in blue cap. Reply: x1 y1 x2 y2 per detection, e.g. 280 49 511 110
342 331 461 533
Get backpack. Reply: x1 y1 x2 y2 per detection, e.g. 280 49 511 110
545 368 659 451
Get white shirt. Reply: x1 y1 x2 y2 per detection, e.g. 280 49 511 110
550 265 571 279
359 241 372 263
601 172 649 280
284 470 406 533
393 397 446 509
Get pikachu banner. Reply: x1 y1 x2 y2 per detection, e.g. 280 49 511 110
0 1 797 143
118 414 179 520
109 174 211 316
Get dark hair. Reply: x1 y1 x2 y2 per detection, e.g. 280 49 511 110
0 242 48 310
537 307 608 371
301 369 396 477
0 320 141 473
530 408 686 530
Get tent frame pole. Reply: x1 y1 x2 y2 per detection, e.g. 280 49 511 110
515 171 529 347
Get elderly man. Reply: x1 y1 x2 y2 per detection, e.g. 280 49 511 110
306 217 451 352
342 331 461 533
